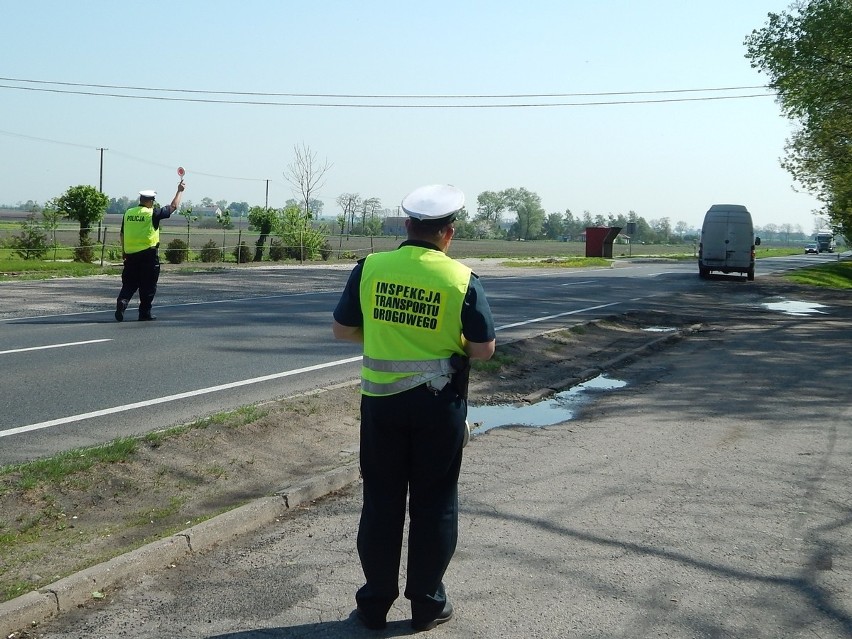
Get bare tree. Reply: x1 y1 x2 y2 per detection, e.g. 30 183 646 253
336 193 361 233
284 143 332 219
360 197 382 233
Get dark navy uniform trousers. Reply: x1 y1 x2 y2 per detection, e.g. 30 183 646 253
355 382 466 623
118 249 160 316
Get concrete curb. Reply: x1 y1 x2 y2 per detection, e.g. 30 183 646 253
0 462 361 638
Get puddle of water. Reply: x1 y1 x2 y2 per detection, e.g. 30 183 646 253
643 326 677 332
762 300 829 316
468 374 627 435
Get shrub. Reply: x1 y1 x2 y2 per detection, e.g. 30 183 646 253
11 215 51 260
268 238 286 261
164 238 188 264
200 239 220 263
233 241 251 263
276 204 329 261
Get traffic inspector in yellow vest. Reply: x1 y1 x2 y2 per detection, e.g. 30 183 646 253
114 180 185 321
332 184 496 632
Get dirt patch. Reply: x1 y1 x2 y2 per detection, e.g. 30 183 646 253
469 309 703 403
0 308 701 604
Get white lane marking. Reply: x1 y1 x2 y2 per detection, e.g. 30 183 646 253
0 339 112 355
558 280 595 287
496 302 620 331
0 355 363 438
0 291 339 323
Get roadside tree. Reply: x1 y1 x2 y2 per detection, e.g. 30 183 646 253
284 142 332 221
336 193 360 233
358 197 382 234
248 206 278 261
178 207 198 261
475 191 507 238
543 212 566 239
275 203 329 261
53 185 108 262
505 188 545 240
745 0 852 239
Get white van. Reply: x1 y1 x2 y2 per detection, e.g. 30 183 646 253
698 204 761 281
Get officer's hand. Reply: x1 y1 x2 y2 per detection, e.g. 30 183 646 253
177 180 186 192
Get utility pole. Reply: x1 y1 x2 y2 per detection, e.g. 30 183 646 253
97 148 108 192
97 148 108 243
265 179 269 209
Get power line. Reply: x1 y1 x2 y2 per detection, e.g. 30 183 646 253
108 150 276 182
0 79 774 108
0 128 94 149
0 75 769 99
0 129 288 186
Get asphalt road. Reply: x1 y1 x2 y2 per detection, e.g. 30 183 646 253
0 253 841 464
8 254 849 639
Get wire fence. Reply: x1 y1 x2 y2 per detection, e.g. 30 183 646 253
0 221 416 265
2 219 730 264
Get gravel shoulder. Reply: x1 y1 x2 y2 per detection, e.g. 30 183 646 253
0 304 701 607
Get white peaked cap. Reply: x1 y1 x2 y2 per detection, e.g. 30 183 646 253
401 184 464 221
139 190 157 198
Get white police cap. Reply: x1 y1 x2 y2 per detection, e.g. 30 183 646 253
401 184 464 221
139 189 157 198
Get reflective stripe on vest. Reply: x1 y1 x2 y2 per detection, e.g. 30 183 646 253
360 356 454 395
362 355 453 374
361 372 446 395
123 206 159 254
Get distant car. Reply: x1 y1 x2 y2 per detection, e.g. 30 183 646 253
805 243 819 254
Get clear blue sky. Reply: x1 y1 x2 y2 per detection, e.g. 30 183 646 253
0 0 824 231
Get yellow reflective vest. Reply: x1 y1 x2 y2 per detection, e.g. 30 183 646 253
122 206 159 254
359 245 470 396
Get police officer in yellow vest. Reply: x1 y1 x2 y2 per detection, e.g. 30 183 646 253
333 184 496 632
115 181 185 321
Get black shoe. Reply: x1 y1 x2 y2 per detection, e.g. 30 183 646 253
355 606 386 630
114 299 128 322
138 314 157 321
411 600 453 632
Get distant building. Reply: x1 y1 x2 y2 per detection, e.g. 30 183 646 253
191 206 223 217
382 216 407 236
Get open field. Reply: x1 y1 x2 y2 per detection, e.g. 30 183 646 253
1 220 693 263
0 211 810 272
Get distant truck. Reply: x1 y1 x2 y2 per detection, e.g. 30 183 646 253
814 231 836 253
698 204 761 281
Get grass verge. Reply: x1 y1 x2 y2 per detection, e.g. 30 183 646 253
785 259 852 289
0 259 120 280
0 405 273 602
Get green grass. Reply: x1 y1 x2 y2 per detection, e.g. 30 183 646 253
143 406 269 449
756 247 806 258
0 438 139 492
0 258 120 280
786 260 852 288
473 350 517 373
3 581 33 601
0 405 272 496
